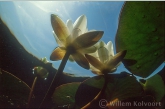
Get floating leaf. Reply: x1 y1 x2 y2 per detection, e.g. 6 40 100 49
75 75 104 108
52 82 80 108
0 69 30 108
105 74 143 103
141 74 165 101
75 73 143 108
115 1 164 77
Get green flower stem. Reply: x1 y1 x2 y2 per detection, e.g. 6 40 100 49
99 74 109 96
27 76 38 108
39 50 71 108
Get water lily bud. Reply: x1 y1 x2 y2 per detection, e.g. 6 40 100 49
41 57 48 64
33 66 49 79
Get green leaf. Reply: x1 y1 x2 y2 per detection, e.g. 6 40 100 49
105 74 143 102
141 74 165 101
82 75 104 89
115 1 165 77
52 82 80 108
75 75 104 108
0 69 30 108
75 73 143 108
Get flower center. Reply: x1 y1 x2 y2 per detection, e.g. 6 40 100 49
66 44 77 54
102 68 110 74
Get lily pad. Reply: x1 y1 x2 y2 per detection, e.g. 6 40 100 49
52 82 80 108
75 73 143 108
0 69 30 108
105 74 143 103
115 1 164 77
141 74 165 102
75 75 105 108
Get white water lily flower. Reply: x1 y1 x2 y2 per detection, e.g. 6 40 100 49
85 41 127 75
50 14 104 69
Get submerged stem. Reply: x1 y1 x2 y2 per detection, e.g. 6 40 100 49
27 76 37 108
39 50 71 108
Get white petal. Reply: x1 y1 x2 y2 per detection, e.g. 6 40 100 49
89 30 96 31
80 42 99 53
72 52 90 69
99 41 106 48
52 31 64 47
98 41 109 63
80 46 97 53
89 64 97 71
107 41 115 60
73 15 87 35
51 14 69 44
72 31 104 49
107 50 127 70
72 28 82 39
66 19 73 34
65 34 73 45
85 28 88 33
85 54 103 70
50 47 66 61
88 64 101 75
89 51 99 61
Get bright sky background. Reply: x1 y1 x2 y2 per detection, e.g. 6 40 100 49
0 1 164 79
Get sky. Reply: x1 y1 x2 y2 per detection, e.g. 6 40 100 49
0 1 164 79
